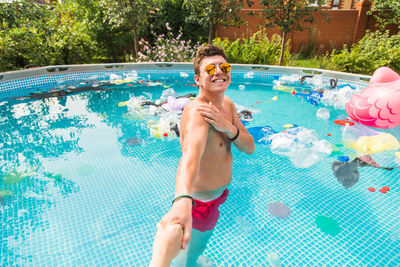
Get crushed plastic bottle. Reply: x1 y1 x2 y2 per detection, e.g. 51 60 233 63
267 251 282 267
316 107 330 120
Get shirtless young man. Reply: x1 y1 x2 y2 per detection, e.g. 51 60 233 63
158 44 255 266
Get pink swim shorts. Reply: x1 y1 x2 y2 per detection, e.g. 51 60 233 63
192 189 229 232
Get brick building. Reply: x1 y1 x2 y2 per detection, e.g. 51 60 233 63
217 0 399 54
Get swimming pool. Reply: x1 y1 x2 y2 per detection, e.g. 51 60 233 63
1 63 399 266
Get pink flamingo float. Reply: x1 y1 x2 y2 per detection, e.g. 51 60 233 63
345 67 400 129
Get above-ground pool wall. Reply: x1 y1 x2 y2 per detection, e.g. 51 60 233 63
0 63 371 100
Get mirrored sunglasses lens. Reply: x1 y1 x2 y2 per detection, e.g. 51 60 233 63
205 64 216 75
220 63 231 73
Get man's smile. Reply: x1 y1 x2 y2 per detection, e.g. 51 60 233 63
213 79 226 83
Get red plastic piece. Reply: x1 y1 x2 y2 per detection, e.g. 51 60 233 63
334 120 355 126
379 188 387 193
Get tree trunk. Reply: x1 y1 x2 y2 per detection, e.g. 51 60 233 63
208 20 214 44
133 21 138 59
279 31 287 66
129 0 138 59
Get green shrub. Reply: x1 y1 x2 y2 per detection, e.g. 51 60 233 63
0 27 51 72
212 30 291 65
0 1 52 71
326 30 400 75
0 1 97 72
46 3 96 65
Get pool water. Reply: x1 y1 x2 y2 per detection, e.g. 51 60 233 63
1 70 399 266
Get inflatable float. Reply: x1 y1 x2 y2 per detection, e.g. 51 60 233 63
345 67 400 128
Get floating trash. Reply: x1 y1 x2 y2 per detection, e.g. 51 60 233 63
316 107 330 120
267 127 332 168
234 215 253 233
126 138 143 146
179 72 189 78
331 160 359 188
267 251 282 267
315 215 341 236
321 84 362 109
239 84 245 90
267 202 291 219
244 72 254 79
283 124 295 129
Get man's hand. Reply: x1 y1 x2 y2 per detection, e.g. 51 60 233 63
158 197 193 250
197 102 236 138
149 223 183 267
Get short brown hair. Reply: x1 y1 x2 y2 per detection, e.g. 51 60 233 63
193 44 227 75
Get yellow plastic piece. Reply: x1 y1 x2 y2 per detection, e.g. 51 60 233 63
272 96 278 101
283 124 294 129
274 85 294 92
352 133 400 154
118 101 127 107
150 128 162 139
113 78 133 85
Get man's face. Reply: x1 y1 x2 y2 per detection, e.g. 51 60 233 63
194 55 231 93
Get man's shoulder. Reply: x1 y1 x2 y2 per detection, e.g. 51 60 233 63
181 100 206 125
223 95 236 111
224 95 233 105
182 100 197 115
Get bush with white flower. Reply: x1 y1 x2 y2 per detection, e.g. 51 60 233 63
137 22 200 62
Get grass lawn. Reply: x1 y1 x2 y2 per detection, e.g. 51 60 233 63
287 56 326 69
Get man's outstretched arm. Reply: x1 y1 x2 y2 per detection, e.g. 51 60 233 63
158 106 209 250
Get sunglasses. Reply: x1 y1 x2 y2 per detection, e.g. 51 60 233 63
204 63 231 75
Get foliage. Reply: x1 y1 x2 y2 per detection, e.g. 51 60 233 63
46 2 96 65
288 54 327 69
185 0 254 43
0 0 96 71
369 0 400 30
326 30 400 75
100 0 157 58
212 30 291 65
70 0 135 62
137 23 200 62
259 0 327 65
298 25 321 58
0 1 52 71
0 0 52 30
144 0 208 44
0 26 50 71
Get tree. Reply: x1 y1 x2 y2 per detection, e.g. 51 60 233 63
186 0 254 44
259 0 327 65
147 0 208 44
69 0 136 61
369 0 400 30
99 0 158 59
0 0 96 70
